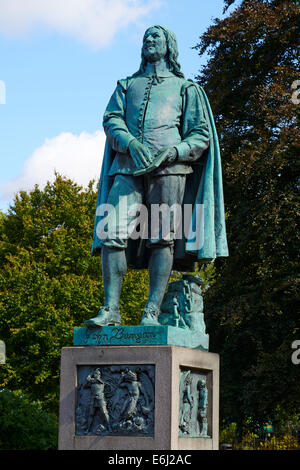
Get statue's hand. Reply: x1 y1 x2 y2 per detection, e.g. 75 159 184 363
129 139 153 169
157 147 178 166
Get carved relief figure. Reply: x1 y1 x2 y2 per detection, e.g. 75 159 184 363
179 372 194 434
117 368 151 431
76 365 154 436
159 275 207 332
178 369 210 438
84 368 110 433
197 378 208 436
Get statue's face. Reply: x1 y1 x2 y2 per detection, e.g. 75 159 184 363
142 27 167 63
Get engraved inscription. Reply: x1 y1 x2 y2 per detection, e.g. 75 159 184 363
83 327 159 346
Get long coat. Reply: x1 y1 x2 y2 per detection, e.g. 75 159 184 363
91 82 228 271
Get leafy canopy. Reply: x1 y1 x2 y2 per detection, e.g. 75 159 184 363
0 175 149 411
195 0 299 431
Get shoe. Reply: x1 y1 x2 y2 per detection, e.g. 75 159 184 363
84 306 121 328
140 303 160 326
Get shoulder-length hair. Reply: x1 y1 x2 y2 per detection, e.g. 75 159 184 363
132 25 185 78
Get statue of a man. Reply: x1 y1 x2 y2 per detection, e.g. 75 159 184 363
85 368 110 433
85 25 228 328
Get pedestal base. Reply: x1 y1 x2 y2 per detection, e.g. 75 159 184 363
58 345 219 450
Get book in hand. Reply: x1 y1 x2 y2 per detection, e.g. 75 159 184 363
132 150 167 176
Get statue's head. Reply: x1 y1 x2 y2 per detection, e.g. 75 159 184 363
135 25 184 78
197 378 206 389
124 369 137 382
94 368 102 379
185 373 192 385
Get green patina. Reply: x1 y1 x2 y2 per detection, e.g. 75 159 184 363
73 325 208 350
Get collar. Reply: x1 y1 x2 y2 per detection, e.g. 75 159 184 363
142 62 175 78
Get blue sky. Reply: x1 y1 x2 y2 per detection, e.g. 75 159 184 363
0 0 235 212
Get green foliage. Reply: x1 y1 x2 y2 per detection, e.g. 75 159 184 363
256 435 298 451
0 390 58 450
220 418 299 450
0 174 151 414
237 432 298 450
0 175 102 412
195 0 299 430
0 174 213 416
120 268 149 325
271 406 300 437
220 421 238 446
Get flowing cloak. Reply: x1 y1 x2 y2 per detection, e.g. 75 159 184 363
91 83 228 271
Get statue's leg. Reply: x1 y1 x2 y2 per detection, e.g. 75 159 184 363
140 244 174 326
85 174 143 328
84 246 126 327
140 244 173 325
140 174 186 326
99 399 110 429
147 245 173 308
102 246 127 309
86 403 95 433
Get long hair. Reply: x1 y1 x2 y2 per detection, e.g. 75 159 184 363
132 25 185 78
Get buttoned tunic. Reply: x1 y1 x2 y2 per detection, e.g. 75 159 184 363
103 71 210 176
92 72 228 264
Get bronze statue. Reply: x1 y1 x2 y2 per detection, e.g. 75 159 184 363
85 25 228 328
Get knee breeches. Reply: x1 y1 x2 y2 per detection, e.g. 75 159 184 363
98 173 186 250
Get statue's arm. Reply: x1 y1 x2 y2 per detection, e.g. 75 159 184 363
102 81 136 154
174 83 210 163
103 80 153 168
84 375 93 388
186 385 193 405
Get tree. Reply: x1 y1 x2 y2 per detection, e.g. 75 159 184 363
0 175 149 412
0 390 58 450
195 0 299 431
0 173 214 417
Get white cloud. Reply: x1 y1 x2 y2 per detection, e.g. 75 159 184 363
0 0 160 48
1 130 106 201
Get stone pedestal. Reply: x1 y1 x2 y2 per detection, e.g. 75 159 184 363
58 345 219 450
